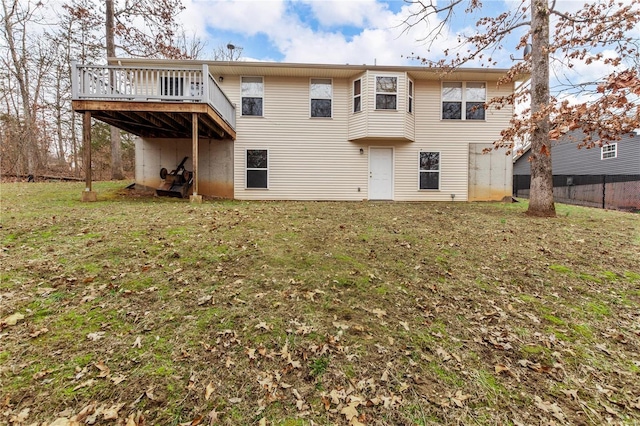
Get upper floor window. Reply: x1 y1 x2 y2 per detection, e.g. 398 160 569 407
375 76 397 110
408 80 414 113
601 143 617 159
310 78 332 118
241 77 263 116
353 79 362 113
442 82 486 120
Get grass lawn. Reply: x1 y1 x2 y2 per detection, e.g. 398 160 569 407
1 181 639 425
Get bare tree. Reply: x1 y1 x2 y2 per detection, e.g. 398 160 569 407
1 0 55 179
403 0 640 217
102 0 196 180
212 43 244 61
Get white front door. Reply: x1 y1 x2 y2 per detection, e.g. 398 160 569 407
369 147 393 200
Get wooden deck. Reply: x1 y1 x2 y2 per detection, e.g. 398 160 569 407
71 99 236 140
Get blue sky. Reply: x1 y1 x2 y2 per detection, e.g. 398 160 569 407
181 0 522 66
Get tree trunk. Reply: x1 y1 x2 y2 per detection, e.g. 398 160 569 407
526 0 555 217
106 0 124 180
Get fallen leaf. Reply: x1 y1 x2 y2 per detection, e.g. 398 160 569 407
9 408 30 423
111 374 127 385
103 403 125 420
94 361 110 378
207 409 219 425
255 321 271 331
2 312 24 326
73 379 95 391
132 336 142 348
451 390 470 408
399 321 410 331
340 402 360 421
29 327 49 338
246 348 257 360
205 382 215 401
436 347 452 362
86 331 105 341
228 397 242 404
534 396 565 421
372 309 386 318
495 364 511 374
72 402 96 423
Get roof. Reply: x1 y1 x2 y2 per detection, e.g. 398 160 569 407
110 58 528 82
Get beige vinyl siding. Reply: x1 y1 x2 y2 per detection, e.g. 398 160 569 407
347 73 367 141
366 71 406 139
404 76 415 141
393 79 514 201
233 76 368 200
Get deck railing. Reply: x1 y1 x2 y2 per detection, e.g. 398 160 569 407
71 62 236 129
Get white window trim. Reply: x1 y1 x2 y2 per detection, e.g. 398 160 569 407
374 75 398 111
440 81 487 121
418 150 441 191
353 78 362 113
245 148 269 189
601 143 617 160
241 76 264 117
408 79 414 114
309 78 333 119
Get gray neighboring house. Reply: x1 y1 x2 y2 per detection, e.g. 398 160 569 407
513 132 640 210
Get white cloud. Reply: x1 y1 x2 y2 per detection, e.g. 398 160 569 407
302 0 391 28
182 0 286 36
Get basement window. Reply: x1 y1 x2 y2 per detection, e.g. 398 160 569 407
419 151 440 190
246 149 268 189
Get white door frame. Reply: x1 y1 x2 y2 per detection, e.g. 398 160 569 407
368 147 394 200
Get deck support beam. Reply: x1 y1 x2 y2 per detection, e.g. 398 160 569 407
81 111 97 202
190 113 202 203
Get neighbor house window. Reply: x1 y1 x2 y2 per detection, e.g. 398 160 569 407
375 76 397 110
408 79 414 113
419 151 440 190
353 79 362 113
310 78 332 118
241 77 263 116
442 82 486 120
601 143 617 159
246 149 268 188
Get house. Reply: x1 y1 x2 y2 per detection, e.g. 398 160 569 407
513 132 640 209
71 59 521 202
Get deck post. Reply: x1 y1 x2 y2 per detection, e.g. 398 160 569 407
190 113 203 203
81 111 97 202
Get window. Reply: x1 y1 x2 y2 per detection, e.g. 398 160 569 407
419 151 440 190
408 80 414 113
161 77 184 96
375 76 397 110
353 79 361 113
442 82 486 120
241 77 263 116
601 143 617 159
246 149 268 188
310 78 332 118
